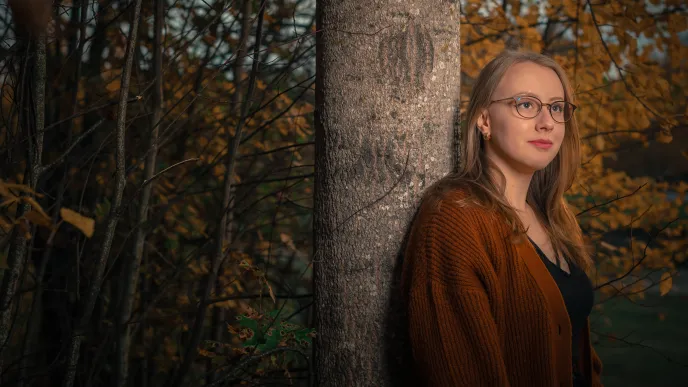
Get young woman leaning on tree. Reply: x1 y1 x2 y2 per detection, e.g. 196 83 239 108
401 49 604 387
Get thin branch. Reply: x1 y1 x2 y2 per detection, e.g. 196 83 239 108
38 118 106 175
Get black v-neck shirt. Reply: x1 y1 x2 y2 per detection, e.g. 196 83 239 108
527 237 594 386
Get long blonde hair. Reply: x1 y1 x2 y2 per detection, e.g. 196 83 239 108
424 49 594 273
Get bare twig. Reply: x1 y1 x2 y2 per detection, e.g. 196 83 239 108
38 118 106 175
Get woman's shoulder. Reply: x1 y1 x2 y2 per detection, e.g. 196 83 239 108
415 186 496 226
403 187 503 283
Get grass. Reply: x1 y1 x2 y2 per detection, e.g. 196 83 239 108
592 291 688 387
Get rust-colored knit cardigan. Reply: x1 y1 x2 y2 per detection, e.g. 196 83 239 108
401 189 604 387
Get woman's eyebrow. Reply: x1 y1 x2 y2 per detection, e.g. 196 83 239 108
513 91 565 102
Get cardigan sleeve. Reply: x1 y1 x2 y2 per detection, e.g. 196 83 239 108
403 205 511 386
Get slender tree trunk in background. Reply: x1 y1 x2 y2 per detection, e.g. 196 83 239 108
61 0 144 385
115 0 164 385
0 34 46 374
139 245 150 387
313 0 461 385
19 3 89 385
170 1 267 385
206 0 252 384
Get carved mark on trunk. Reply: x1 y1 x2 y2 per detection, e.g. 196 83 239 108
377 20 434 99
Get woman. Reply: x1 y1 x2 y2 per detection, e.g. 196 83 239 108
401 50 604 387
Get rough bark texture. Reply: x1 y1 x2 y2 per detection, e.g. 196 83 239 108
0 34 46 367
313 1 461 385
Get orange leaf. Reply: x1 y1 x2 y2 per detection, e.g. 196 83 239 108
106 79 121 92
659 272 672 296
280 232 296 251
264 277 276 304
24 209 52 227
60 208 95 238
22 196 49 219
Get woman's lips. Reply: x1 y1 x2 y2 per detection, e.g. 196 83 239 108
528 141 553 149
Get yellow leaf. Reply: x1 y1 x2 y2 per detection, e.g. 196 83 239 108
60 208 95 238
595 135 605 151
22 196 50 219
280 232 296 251
0 216 12 232
0 179 41 198
659 272 672 296
106 79 121 92
656 130 673 144
24 209 52 227
197 348 215 358
264 277 276 304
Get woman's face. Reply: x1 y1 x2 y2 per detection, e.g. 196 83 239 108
477 61 567 174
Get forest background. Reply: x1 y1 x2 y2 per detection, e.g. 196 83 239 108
0 0 686 386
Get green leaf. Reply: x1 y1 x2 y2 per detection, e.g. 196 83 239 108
294 328 315 345
164 238 179 251
263 327 281 350
237 315 258 331
267 309 282 321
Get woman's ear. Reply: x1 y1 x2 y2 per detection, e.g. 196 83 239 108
476 109 490 133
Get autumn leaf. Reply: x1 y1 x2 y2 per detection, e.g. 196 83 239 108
655 130 673 144
24 209 52 227
280 232 296 251
197 348 216 358
659 272 673 296
60 208 95 238
22 196 50 220
264 277 276 304
0 179 41 199
106 79 121 92
0 217 12 232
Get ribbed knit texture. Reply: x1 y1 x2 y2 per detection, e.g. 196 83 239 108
401 189 604 387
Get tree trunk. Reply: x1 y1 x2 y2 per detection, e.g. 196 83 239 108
313 1 461 385
206 0 252 384
115 0 164 385
170 0 266 385
19 2 89 384
61 0 144 385
0 33 46 370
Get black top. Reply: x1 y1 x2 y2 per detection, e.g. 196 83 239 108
528 237 594 386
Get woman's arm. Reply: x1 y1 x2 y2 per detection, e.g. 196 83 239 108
403 205 511 386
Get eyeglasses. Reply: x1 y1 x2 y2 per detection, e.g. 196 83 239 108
490 95 577 123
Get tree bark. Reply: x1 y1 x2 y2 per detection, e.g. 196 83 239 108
115 0 164 385
61 0 144 386
313 1 461 385
0 33 46 369
18 3 90 385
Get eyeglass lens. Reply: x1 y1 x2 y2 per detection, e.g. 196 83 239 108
514 96 573 122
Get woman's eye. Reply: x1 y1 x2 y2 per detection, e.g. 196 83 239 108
518 102 533 109
552 104 563 112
